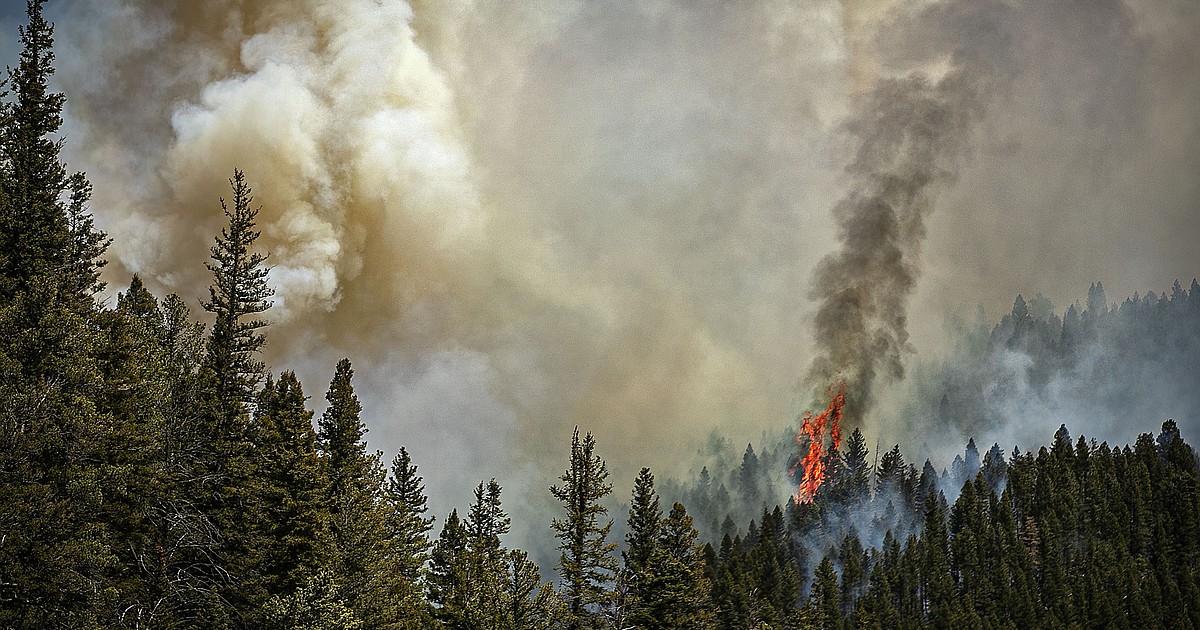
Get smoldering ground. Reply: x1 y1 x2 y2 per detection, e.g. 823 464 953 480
48 0 1200 559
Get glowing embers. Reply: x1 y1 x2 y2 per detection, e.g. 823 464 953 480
789 382 846 504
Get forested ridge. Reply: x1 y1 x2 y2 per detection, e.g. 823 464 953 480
1 3 1199 628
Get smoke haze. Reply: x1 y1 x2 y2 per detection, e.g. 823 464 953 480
42 0 1200 549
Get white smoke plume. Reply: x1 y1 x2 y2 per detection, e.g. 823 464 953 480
46 0 1200 549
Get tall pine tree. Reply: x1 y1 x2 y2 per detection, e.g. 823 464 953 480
316 358 390 625
551 427 618 628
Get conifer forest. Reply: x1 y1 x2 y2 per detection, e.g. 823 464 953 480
2 1 1200 629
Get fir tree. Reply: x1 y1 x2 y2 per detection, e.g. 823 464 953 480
623 467 662 627
383 447 435 626
202 169 273 425
551 427 618 628
315 358 389 624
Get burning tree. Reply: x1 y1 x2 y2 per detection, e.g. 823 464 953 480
789 383 847 504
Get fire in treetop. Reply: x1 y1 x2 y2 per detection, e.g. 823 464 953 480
789 383 846 504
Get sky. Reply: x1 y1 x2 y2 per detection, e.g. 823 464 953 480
5 0 1197 553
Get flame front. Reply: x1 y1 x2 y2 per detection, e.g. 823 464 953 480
789 384 846 504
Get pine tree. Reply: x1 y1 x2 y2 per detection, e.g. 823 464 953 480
921 493 958 628
184 170 275 625
840 427 870 504
0 5 115 624
809 556 841 630
623 467 662 627
0 279 114 627
262 570 362 630
0 0 107 307
643 502 715 629
463 479 513 627
202 169 273 426
382 447 435 626
246 372 333 618
551 427 618 628
315 359 389 624
505 549 560 629
428 509 470 629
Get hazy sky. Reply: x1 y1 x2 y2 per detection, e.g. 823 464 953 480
9 0 1196 549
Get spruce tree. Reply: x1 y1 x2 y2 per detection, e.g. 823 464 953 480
316 359 389 623
246 372 333 618
551 427 618 628
623 467 662 628
202 168 273 426
383 447 435 626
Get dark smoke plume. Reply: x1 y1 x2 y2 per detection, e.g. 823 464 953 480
806 1 1008 420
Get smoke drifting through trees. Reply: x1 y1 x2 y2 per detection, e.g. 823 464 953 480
49 0 1200 544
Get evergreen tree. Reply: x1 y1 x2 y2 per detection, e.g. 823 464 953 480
623 467 662 627
428 509 470 629
0 0 107 307
246 372 333 618
262 570 362 630
839 427 870 503
643 502 715 629
0 5 115 625
463 479 515 627
809 556 841 630
202 169 273 425
383 447 435 626
551 427 618 628
315 359 389 624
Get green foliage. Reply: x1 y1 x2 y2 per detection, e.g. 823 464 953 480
624 467 662 627
382 447 435 627
0 5 1198 626
642 502 715 629
551 427 619 628
263 570 362 630
246 372 333 612
0 0 107 307
202 169 273 425
316 359 391 625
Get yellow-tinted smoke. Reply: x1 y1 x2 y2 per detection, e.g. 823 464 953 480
56 0 853 527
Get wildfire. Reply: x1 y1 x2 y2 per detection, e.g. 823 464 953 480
789 383 846 504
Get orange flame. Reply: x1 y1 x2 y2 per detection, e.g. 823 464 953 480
789 383 846 504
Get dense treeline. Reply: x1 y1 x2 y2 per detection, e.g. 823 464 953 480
694 420 1200 628
2 4 1199 628
908 277 1200 446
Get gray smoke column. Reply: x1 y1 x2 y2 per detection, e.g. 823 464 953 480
806 0 1010 419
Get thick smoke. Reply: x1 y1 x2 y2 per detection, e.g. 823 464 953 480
52 0 852 552
47 0 1200 552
